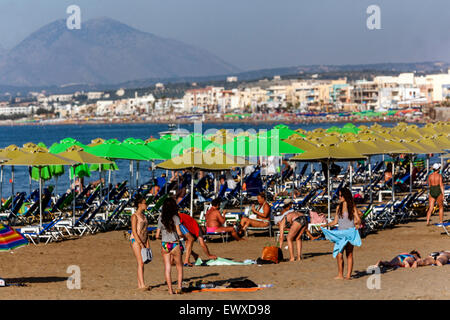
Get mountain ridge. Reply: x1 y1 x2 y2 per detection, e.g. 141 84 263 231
0 17 240 87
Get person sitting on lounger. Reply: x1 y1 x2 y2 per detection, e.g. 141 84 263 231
149 179 160 196
239 192 270 232
179 212 217 266
376 250 421 268
205 198 243 241
412 251 450 268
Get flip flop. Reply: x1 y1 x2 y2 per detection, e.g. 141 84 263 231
184 263 193 267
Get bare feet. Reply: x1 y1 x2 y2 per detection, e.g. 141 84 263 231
411 261 418 268
208 255 218 260
334 275 344 280
345 276 352 280
289 258 295 262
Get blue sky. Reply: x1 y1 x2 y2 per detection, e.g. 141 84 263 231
0 0 449 70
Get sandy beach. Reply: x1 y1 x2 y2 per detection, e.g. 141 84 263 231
1 213 449 300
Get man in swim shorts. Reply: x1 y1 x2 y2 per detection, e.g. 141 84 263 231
205 198 242 241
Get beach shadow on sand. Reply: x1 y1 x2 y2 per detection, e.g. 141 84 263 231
351 266 397 279
5 276 68 285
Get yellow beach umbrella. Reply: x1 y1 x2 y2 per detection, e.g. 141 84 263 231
2 149 77 228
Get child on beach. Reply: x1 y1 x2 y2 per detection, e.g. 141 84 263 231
155 197 184 294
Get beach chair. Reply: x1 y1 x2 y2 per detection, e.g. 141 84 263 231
437 222 450 236
19 216 65 245
0 196 13 213
198 204 231 243
245 210 273 237
1 192 26 225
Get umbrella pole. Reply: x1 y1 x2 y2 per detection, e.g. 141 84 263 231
409 156 413 194
426 155 429 177
327 160 330 223
99 166 102 198
392 160 395 202
190 169 195 217
29 166 32 196
55 176 58 197
11 165 14 199
136 161 140 190
349 163 353 193
0 165 2 203
129 161 133 192
72 167 76 227
240 167 243 215
369 156 373 204
39 167 43 229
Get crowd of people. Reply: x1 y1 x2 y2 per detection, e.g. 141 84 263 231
126 160 447 293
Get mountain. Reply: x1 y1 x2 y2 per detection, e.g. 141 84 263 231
0 17 239 87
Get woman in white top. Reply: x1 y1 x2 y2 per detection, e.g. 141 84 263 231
240 192 270 232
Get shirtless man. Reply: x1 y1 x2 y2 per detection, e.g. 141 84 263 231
426 163 445 226
205 198 242 241
412 251 450 267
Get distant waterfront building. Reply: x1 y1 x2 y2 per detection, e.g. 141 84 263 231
87 92 104 100
227 76 238 83
155 83 165 89
0 105 32 115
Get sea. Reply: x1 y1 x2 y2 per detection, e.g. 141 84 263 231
0 121 426 195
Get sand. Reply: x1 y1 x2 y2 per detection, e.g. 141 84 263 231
1 215 449 300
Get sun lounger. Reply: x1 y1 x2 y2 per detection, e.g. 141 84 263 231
18 216 65 245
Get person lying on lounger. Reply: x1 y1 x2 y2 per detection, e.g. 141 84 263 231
376 250 421 268
412 251 450 268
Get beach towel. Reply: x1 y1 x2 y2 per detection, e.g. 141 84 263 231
192 287 263 293
194 257 255 266
320 227 361 258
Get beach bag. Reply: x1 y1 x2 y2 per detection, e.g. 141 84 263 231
141 247 153 264
261 243 282 264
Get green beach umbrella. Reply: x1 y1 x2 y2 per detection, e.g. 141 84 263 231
86 139 149 161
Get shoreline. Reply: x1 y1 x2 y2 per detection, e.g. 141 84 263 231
0 117 428 127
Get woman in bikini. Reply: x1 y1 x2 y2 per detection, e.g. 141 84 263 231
412 250 450 267
426 163 445 226
240 192 270 232
376 250 421 268
277 199 318 262
130 194 150 290
155 197 184 294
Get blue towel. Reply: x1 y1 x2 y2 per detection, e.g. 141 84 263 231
320 227 362 258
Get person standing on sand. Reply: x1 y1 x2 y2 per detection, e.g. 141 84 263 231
276 199 319 262
155 197 184 294
322 187 362 280
130 194 150 290
426 163 445 226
